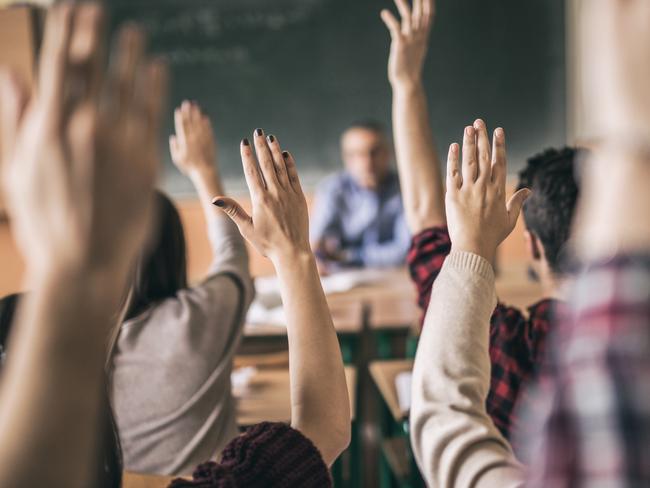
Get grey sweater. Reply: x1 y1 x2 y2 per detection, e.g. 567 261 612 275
111 216 254 476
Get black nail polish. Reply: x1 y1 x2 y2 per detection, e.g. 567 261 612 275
282 151 289 159
267 134 275 143
242 138 250 146
255 128 263 137
212 199 225 207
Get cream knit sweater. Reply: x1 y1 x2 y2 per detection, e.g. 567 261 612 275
410 251 526 487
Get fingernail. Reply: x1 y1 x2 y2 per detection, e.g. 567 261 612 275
465 126 474 136
255 128 263 137
496 128 505 138
267 134 275 143
242 138 250 146
282 151 290 159
474 119 483 128
212 198 225 207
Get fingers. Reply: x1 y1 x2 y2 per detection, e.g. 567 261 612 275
461 125 478 184
110 25 145 112
142 59 168 159
412 0 422 30
266 134 290 188
422 0 435 29
38 3 73 126
212 196 254 239
0 70 27 167
180 100 193 139
253 128 280 189
173 105 187 148
240 138 265 198
490 127 507 189
169 134 179 160
394 0 412 35
68 3 105 102
282 150 304 195
473 119 491 182
380 9 401 39
506 188 532 231
446 143 461 192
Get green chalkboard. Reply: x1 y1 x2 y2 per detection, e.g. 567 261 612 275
108 0 566 195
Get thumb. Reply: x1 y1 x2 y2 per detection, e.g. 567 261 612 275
380 9 400 39
0 70 27 167
506 188 532 230
212 196 253 238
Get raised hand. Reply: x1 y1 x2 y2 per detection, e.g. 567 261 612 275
0 4 167 274
0 4 167 486
213 129 310 263
381 0 435 88
445 120 530 263
169 100 217 177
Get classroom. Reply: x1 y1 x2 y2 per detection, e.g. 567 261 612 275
0 0 649 487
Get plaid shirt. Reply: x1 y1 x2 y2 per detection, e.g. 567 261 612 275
407 226 558 441
521 254 650 487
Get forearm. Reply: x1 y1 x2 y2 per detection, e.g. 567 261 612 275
273 252 350 466
0 264 127 487
574 146 650 261
391 81 445 233
189 166 226 227
410 251 523 487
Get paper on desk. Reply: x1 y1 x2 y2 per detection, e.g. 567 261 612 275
246 268 393 327
395 371 412 413
231 366 257 396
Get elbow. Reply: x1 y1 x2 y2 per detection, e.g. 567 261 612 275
319 420 351 467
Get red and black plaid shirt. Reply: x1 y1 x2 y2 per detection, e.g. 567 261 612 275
407 226 559 440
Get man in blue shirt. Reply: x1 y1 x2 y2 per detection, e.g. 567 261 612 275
310 121 410 271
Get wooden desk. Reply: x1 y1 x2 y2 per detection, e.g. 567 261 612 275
369 359 413 422
244 298 364 337
236 366 357 426
369 296 419 330
327 268 414 305
123 472 175 488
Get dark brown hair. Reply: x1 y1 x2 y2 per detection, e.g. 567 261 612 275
124 191 188 320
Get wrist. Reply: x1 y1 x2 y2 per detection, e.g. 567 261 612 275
270 246 315 270
189 166 224 197
391 78 424 94
188 164 218 181
450 242 497 265
27 258 130 304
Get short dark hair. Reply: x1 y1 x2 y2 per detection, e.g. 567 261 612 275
345 119 387 136
124 191 188 320
516 147 582 275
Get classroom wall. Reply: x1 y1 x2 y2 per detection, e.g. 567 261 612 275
0 185 529 298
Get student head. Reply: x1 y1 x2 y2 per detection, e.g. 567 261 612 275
341 120 391 190
125 190 188 320
0 293 122 488
517 147 581 282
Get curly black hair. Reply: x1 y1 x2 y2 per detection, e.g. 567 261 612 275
516 147 582 275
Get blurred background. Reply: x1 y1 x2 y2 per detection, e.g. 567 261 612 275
0 0 576 286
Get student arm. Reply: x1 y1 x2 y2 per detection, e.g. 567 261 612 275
214 130 350 467
382 0 446 233
410 252 525 487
